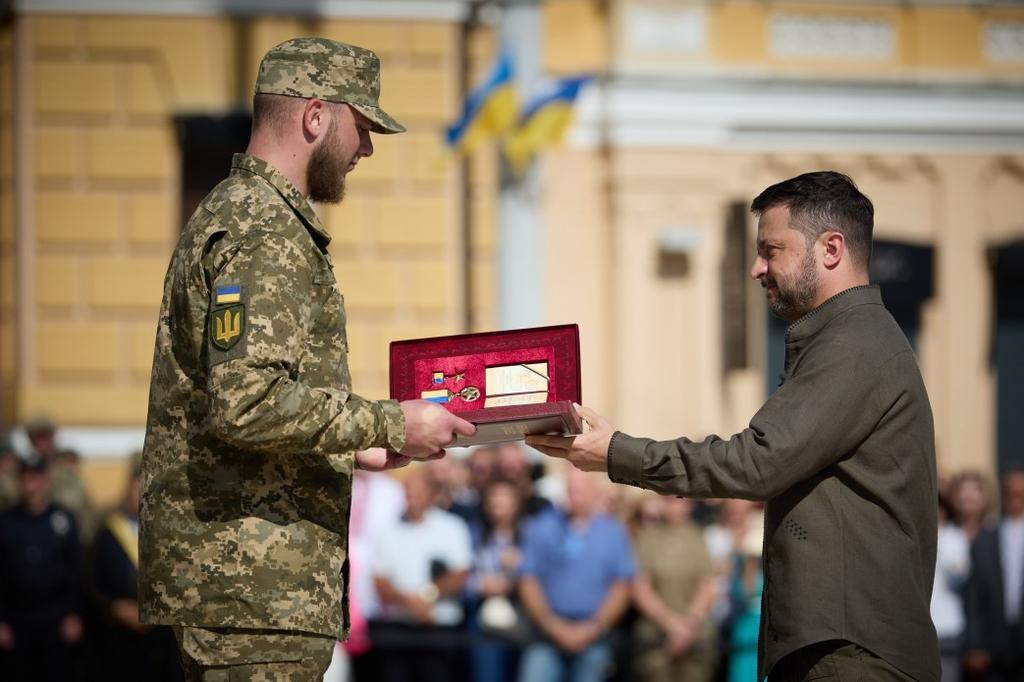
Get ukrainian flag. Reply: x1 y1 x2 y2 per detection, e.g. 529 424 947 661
215 285 241 304
504 75 593 173
445 51 518 155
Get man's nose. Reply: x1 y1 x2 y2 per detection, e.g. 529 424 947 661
750 256 767 280
360 131 374 158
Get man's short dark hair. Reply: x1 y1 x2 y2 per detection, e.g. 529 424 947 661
18 454 47 476
750 171 874 268
252 93 297 136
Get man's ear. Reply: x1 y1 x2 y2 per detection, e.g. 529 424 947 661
822 231 845 269
302 98 327 142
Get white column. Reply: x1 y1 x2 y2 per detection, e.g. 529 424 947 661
497 0 543 330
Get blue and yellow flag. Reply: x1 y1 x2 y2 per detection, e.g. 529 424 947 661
445 51 518 155
504 75 593 173
215 284 241 304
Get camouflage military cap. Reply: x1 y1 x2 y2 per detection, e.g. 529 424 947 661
26 415 56 436
256 37 406 135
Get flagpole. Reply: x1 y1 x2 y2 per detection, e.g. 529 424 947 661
459 1 480 333
497 0 543 331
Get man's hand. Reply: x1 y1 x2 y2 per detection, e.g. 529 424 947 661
964 650 990 676
59 613 83 645
356 447 439 471
404 594 435 624
477 573 512 597
663 613 697 655
111 598 149 633
399 400 476 459
550 620 601 653
526 404 614 473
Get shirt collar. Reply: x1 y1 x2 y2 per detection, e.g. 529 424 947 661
785 285 883 345
229 153 332 250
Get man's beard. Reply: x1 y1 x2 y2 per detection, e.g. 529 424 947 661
307 120 348 204
765 246 818 322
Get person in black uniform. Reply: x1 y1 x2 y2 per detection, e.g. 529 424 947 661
85 453 182 681
0 454 84 681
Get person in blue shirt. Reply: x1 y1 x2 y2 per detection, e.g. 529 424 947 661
517 467 636 682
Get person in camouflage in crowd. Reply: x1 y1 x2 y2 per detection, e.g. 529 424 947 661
139 37 475 681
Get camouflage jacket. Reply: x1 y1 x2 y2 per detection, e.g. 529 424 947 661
139 153 405 639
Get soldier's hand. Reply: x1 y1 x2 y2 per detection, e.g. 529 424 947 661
399 400 476 458
356 447 412 471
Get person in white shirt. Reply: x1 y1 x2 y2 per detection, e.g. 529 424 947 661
931 493 970 682
371 465 473 682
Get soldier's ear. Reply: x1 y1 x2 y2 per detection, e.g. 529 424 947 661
302 98 328 142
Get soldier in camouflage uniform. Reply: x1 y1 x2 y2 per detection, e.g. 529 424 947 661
139 37 475 681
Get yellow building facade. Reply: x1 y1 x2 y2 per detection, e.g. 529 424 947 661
1 0 1022 504
538 0 1024 479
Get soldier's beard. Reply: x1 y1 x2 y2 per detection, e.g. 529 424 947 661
307 119 347 204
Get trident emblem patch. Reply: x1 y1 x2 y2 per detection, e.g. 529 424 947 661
211 304 245 351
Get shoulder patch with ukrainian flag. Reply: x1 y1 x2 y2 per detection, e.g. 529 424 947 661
215 285 242 304
210 284 246 354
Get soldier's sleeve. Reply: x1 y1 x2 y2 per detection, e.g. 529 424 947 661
204 230 405 455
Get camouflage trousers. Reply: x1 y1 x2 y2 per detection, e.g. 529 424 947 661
174 626 335 682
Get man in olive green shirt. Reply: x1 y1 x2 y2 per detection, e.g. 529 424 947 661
140 38 474 680
530 172 940 682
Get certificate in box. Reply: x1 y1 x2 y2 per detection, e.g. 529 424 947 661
389 324 583 446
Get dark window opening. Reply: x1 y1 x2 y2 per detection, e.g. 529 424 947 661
991 241 1024 473
175 113 253 227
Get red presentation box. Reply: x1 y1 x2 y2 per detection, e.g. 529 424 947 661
390 324 583 446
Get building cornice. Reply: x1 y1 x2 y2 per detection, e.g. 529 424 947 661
571 76 1024 153
13 0 471 21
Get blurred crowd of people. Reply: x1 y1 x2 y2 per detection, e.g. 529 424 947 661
342 444 1024 682
0 417 1022 682
0 418 181 681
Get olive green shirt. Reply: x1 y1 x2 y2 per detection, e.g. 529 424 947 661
609 286 940 682
634 522 717 647
139 153 405 639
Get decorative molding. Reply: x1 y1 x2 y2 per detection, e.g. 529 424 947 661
621 5 707 56
985 20 1024 64
570 77 1024 152
769 13 895 60
13 0 470 21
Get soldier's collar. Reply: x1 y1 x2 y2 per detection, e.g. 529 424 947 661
230 153 332 251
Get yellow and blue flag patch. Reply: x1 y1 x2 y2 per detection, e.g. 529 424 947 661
215 285 241 305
